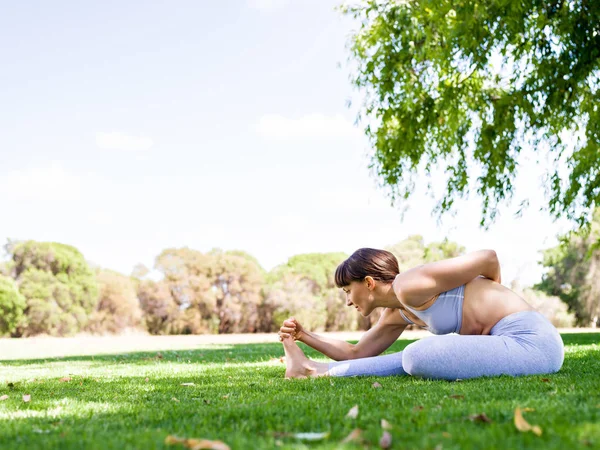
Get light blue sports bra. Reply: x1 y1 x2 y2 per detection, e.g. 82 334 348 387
398 285 465 335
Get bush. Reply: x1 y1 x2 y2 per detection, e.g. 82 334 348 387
512 282 576 328
137 280 182 335
86 270 144 334
10 241 98 336
0 275 26 336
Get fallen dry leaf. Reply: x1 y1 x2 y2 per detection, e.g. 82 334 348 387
222 395 229 399
514 407 542 436
413 405 424 412
381 419 392 430
23 394 31 403
165 435 230 450
379 431 392 449
341 429 362 444
59 377 72 383
346 404 359 419
181 383 195 386
292 431 330 441
0 395 8 401
372 382 382 388
541 378 550 383
449 394 464 400
469 413 492 423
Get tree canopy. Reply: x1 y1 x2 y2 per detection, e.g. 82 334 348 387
8 241 98 336
0 275 26 336
342 0 600 226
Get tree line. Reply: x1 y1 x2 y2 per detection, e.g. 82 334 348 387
1 223 599 337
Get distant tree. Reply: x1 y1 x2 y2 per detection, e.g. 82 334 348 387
266 252 359 331
386 235 466 271
154 247 265 334
154 247 215 332
137 279 182 335
9 241 98 336
131 263 150 279
87 269 144 334
536 209 600 326
268 252 348 293
0 275 26 336
209 249 265 333
263 273 328 333
342 1 600 227
510 280 575 328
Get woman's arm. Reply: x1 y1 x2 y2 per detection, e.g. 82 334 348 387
393 249 501 308
297 310 407 361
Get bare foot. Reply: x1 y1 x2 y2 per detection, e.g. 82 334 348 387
281 337 326 379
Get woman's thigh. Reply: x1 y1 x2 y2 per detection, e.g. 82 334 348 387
402 333 560 380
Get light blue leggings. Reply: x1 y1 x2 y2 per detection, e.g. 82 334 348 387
328 311 564 380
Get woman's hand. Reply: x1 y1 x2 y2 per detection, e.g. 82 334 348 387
278 317 304 342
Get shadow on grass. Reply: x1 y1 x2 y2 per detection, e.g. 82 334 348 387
1 333 598 367
2 341 405 368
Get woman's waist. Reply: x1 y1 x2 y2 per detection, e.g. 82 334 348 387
462 279 533 334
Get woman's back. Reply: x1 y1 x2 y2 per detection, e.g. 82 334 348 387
462 276 533 335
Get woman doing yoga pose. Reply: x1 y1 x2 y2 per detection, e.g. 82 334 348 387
279 248 564 380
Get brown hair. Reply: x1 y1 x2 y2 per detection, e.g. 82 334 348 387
334 248 399 287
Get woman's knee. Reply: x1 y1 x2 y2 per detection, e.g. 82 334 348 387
402 341 429 377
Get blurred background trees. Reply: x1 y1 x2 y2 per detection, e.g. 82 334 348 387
2 230 595 336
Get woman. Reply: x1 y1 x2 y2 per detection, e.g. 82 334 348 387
279 248 564 380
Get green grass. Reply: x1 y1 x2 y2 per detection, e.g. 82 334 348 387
1 333 599 449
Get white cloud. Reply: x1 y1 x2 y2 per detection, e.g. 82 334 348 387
247 0 289 11
254 113 361 139
96 132 154 152
0 162 83 202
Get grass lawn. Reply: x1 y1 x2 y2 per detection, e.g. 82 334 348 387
0 333 599 449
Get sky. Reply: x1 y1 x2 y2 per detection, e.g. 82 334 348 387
0 0 575 287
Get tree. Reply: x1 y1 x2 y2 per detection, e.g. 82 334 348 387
0 275 26 336
266 252 359 331
268 252 349 293
9 241 98 336
209 249 265 333
386 235 466 271
87 269 144 334
510 280 575 328
137 279 182 335
536 208 600 326
154 247 216 333
154 247 265 334
342 1 600 227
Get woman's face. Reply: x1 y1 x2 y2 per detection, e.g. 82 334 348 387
342 280 375 316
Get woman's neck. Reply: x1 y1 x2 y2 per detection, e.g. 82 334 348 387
376 281 403 308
